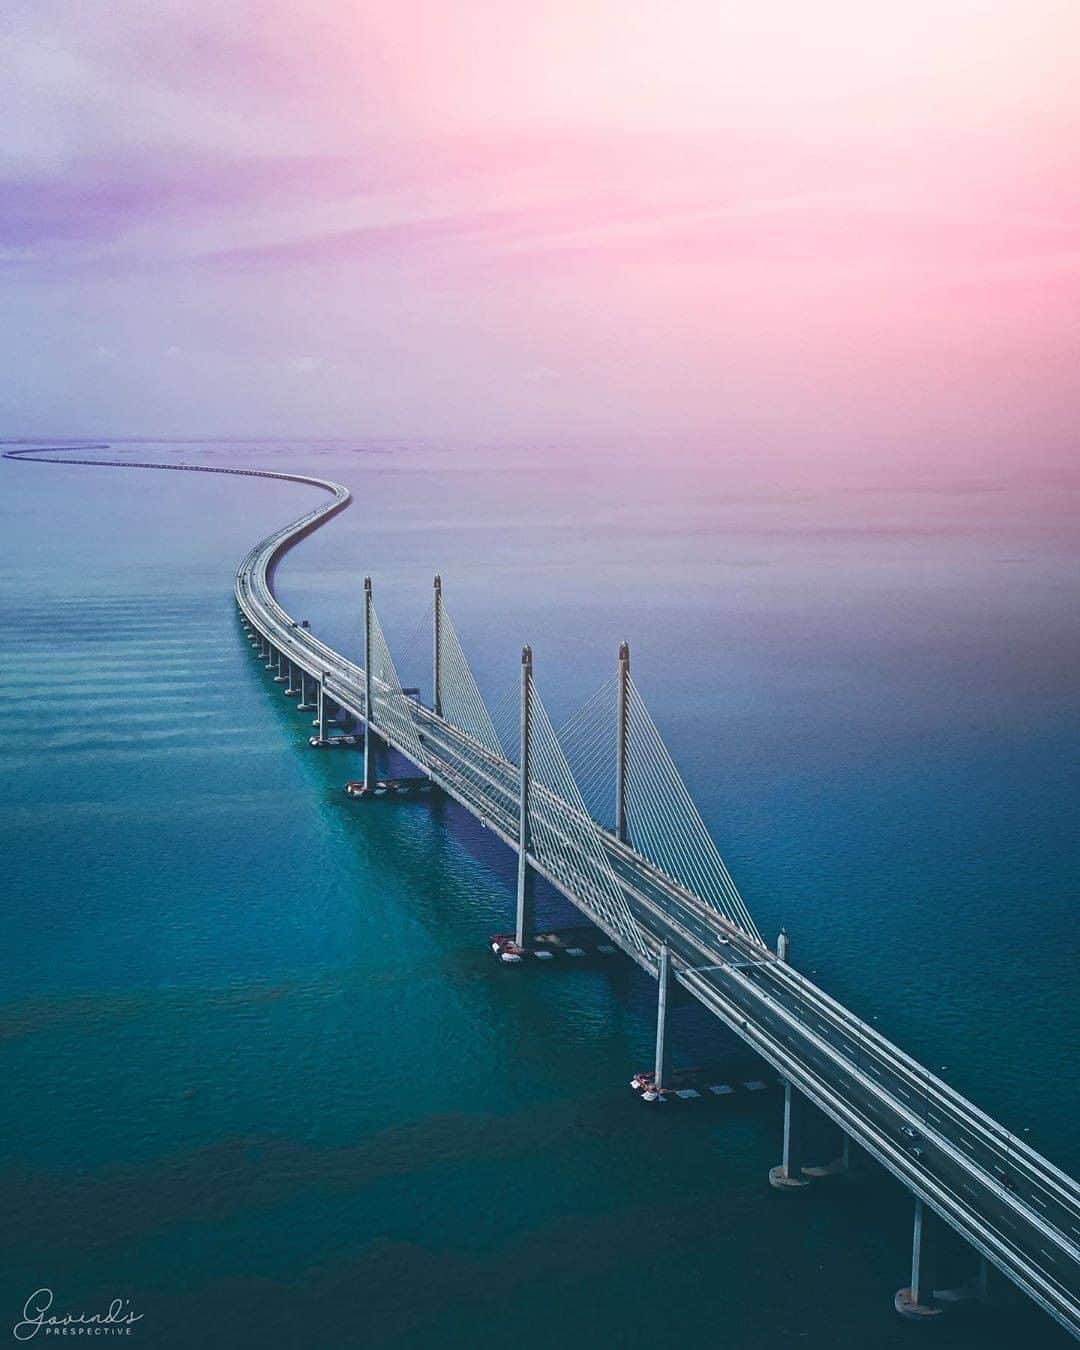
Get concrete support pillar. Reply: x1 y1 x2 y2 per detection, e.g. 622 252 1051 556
895 1198 942 1319
298 670 315 710
769 1081 810 1189
285 661 299 696
614 641 630 844
654 942 670 1092
514 645 534 948
318 674 328 740
363 578 374 792
265 644 276 670
976 1254 990 1302
274 649 288 683
802 1125 851 1179
433 574 443 718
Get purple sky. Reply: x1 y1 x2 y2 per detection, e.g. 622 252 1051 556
3 0 1079 470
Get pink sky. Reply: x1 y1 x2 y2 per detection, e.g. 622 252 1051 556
3 0 1078 470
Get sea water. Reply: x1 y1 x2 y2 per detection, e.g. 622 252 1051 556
1 440 1076 1348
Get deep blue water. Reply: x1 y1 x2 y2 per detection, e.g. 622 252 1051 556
1 440 1077 1348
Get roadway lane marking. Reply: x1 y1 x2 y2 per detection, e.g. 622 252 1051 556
1032 1194 1049 1210
1041 1249 1059 1265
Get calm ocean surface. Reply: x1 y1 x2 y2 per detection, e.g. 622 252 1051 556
1 440 1077 1348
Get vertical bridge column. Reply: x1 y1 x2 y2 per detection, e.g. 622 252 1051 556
274 648 287 683
654 941 670 1095
317 671 329 739
514 645 534 948
363 577 374 792
769 1082 809 1189
432 574 443 718
895 1198 942 1319
770 928 809 1188
615 640 630 843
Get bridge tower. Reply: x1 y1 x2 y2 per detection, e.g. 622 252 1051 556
515 645 535 948
433 574 443 718
615 641 630 844
363 577 374 792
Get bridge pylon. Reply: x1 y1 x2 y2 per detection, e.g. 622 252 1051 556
433 574 443 718
363 577 374 792
515 645 535 947
615 641 630 844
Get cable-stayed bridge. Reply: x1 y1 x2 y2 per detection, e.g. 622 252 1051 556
6 444 1079 1341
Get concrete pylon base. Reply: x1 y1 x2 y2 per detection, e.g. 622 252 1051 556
894 1289 943 1320
769 1165 810 1190
802 1155 848 1179
273 675 288 684
297 702 316 712
932 1278 984 1306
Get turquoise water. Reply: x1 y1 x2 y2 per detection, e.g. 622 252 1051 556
1 441 1077 1348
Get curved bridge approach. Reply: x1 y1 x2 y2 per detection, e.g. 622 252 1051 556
6 443 1079 1340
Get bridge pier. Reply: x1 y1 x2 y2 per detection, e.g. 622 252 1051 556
769 1081 810 1189
284 660 300 697
264 643 277 670
317 675 329 740
802 1126 852 1179
653 941 670 1094
297 670 315 711
895 1197 943 1320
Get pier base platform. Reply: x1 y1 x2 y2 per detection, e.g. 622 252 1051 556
632 1067 774 1104
344 777 434 799
490 926 620 965
894 1289 943 1321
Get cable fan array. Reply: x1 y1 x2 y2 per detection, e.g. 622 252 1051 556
436 604 505 758
360 580 762 951
523 671 650 963
366 601 427 771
